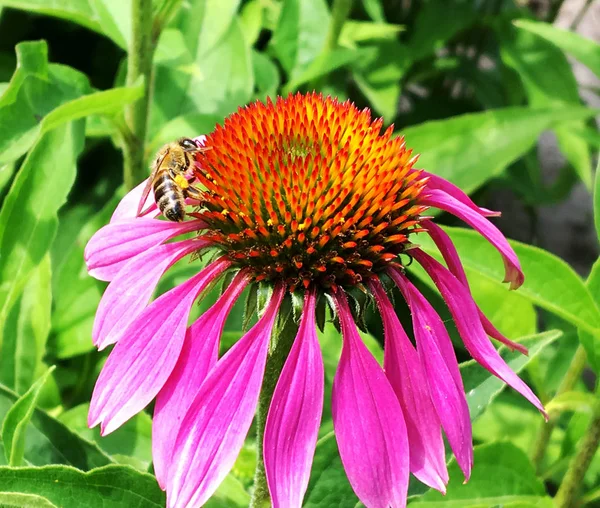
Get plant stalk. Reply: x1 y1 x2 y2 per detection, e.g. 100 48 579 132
555 385 600 508
123 0 154 189
530 345 588 473
249 302 299 508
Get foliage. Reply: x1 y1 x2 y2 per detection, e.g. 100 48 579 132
0 0 598 506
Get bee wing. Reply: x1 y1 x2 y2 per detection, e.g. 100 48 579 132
136 150 169 217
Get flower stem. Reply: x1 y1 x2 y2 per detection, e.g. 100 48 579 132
249 302 299 508
123 0 154 189
554 384 600 508
530 345 588 474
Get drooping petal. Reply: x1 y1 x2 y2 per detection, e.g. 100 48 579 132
423 220 528 355
370 279 448 492
331 290 409 508
390 268 473 480
111 178 159 223
88 258 230 435
152 270 250 490
85 218 205 281
421 171 500 217
421 188 524 289
92 239 208 350
412 249 546 417
264 290 324 508
167 285 285 508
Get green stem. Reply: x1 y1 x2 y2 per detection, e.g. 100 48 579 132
555 385 600 508
249 300 299 508
530 345 588 474
123 0 154 189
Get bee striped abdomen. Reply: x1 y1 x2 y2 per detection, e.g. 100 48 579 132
154 173 185 222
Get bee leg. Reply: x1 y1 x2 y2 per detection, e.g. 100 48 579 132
185 185 204 201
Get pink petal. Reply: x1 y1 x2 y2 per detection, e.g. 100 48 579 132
370 279 448 493
88 258 230 435
331 290 409 508
167 285 285 508
421 188 524 289
111 179 159 223
193 135 207 146
412 249 546 417
423 220 528 355
152 270 250 490
390 268 473 480
93 239 208 350
421 171 500 217
85 218 205 281
264 290 324 508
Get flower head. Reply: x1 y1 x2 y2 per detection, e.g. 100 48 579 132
85 92 544 508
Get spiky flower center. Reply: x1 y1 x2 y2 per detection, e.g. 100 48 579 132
193 93 428 291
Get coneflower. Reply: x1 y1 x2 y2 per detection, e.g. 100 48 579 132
85 92 544 508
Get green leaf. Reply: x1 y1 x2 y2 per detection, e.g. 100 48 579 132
0 383 112 469
0 1 103 41
595 157 600 241
460 331 561 420
206 474 251 507
1 367 55 466
360 0 385 23
418 226 600 335
0 465 165 507
151 16 253 136
284 47 367 93
402 106 598 195
0 492 56 507
579 258 600 373
514 19 600 79
0 121 85 351
546 391 598 416
90 0 131 50
407 0 477 63
410 442 551 507
303 433 358 507
0 41 90 165
499 22 592 189
58 404 152 471
0 255 52 393
269 0 330 79
252 51 280 100
239 0 263 46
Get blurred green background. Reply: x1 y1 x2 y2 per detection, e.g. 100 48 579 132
0 0 599 507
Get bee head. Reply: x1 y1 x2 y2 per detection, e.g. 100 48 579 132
179 138 199 152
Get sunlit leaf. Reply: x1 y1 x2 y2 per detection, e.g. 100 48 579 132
0 465 164 507
402 106 597 195
546 391 597 416
1 367 55 466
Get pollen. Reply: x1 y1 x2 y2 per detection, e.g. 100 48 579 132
193 92 429 290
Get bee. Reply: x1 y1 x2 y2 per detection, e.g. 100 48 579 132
137 137 210 222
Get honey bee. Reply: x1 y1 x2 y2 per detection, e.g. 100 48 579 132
137 137 210 222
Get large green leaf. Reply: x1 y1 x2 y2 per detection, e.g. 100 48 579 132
410 442 552 507
0 122 85 353
595 158 600 242
269 0 330 79
303 433 358 507
0 41 90 165
580 259 600 374
401 106 596 195
58 404 152 471
499 23 592 189
460 331 561 420
0 465 164 507
2 367 55 466
0 0 129 49
418 227 600 335
0 255 51 394
0 383 111 469
514 19 600 79
151 16 253 138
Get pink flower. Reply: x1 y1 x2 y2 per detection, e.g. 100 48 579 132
85 93 544 507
